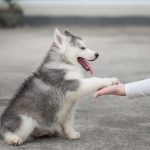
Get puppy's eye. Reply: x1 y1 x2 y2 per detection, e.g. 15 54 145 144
80 47 86 50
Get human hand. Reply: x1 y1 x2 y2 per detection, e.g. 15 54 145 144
94 84 126 98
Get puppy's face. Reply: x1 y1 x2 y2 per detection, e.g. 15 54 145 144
54 29 99 74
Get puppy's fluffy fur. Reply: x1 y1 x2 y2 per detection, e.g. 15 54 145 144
0 29 119 145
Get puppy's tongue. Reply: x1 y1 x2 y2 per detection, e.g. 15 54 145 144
77 57 93 75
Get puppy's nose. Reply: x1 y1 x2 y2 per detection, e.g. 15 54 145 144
95 53 99 59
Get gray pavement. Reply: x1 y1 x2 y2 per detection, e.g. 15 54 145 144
0 25 150 150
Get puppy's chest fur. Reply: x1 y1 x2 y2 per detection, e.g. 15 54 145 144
3 63 82 128
51 64 83 122
38 62 83 94
34 63 83 124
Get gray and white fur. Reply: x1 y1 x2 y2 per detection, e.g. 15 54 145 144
0 29 119 145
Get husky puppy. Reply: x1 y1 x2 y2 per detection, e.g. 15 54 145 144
0 29 119 145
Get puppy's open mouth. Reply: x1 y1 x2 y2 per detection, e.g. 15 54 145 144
77 57 93 75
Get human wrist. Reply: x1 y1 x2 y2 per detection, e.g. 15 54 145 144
116 84 126 96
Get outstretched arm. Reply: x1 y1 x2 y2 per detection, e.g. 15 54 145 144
125 79 150 98
95 79 150 99
94 84 126 98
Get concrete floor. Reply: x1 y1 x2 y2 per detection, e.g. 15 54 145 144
0 25 150 150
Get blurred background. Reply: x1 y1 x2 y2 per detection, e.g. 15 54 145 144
1 0 150 26
0 1 150 149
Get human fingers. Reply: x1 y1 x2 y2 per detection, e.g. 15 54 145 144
94 85 117 98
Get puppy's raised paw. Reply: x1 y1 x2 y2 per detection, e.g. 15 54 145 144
110 77 120 85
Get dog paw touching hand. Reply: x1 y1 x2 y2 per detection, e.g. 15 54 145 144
110 77 120 85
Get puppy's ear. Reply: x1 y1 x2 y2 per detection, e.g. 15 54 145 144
54 28 66 48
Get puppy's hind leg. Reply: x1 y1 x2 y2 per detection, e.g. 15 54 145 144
3 132 24 146
2 115 37 145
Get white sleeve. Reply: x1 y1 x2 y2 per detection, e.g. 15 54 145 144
125 79 150 99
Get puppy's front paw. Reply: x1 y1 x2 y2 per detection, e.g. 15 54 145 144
65 130 81 140
110 77 120 85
